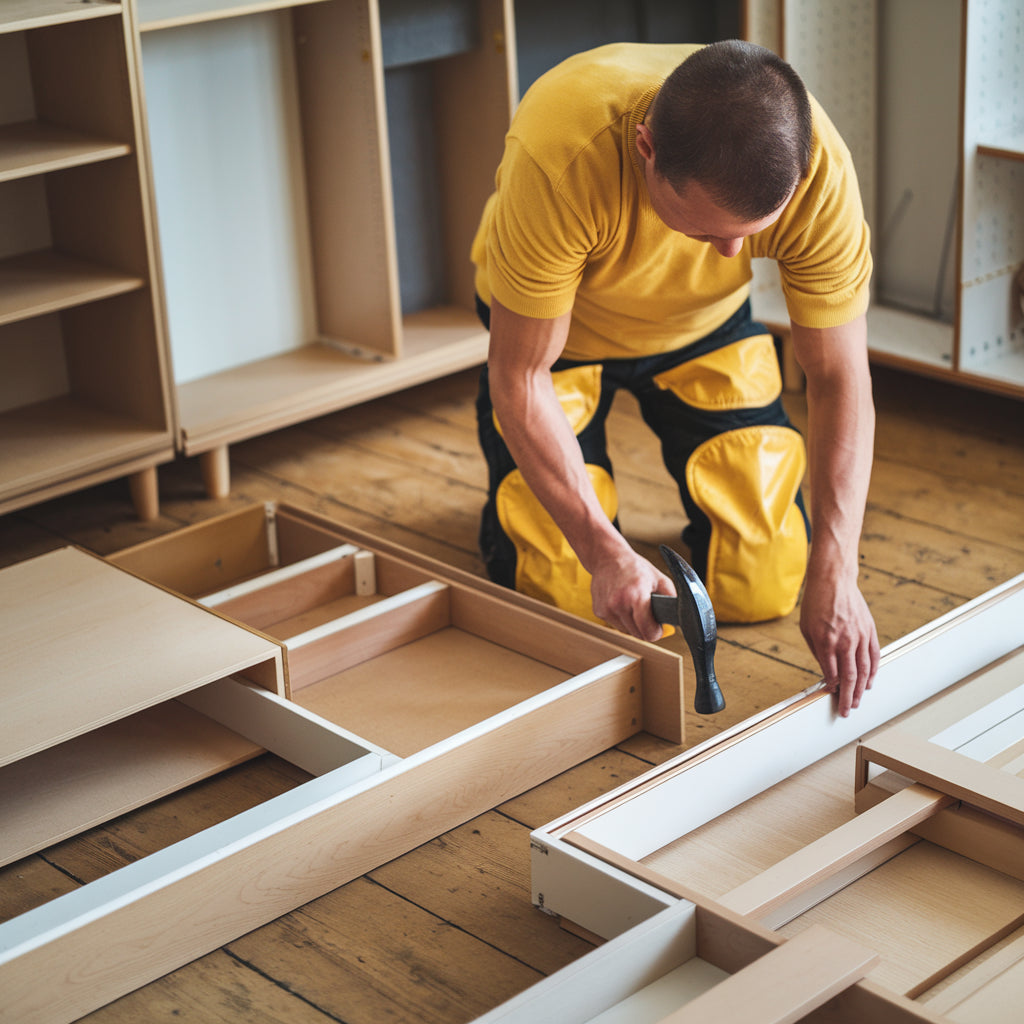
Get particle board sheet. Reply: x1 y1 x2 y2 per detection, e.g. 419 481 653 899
0 700 261 868
773 840 1024 998
0 547 284 767
640 744 857 902
293 626 572 757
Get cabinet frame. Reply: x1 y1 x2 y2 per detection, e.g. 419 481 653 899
0 501 683 1024
524 572 1024 1021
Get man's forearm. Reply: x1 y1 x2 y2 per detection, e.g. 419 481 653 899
790 314 880 713
490 365 629 570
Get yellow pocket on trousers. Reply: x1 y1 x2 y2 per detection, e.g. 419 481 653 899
653 334 782 411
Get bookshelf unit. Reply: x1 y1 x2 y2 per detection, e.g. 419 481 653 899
746 0 1024 400
134 0 515 495
0 0 174 519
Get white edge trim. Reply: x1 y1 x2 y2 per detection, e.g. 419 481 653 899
472 900 699 1024
285 579 449 648
0 654 638 964
548 575 1024 862
199 543 361 607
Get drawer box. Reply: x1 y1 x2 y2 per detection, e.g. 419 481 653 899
526 573 1024 1022
0 502 684 1024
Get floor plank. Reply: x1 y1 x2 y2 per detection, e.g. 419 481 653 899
3 362 1022 1022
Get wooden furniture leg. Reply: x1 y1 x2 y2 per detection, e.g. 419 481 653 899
128 467 159 521
200 445 231 499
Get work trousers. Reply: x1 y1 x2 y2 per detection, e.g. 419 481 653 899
475 298 810 624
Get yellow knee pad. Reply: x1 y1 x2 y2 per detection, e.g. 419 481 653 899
686 425 808 623
496 464 617 623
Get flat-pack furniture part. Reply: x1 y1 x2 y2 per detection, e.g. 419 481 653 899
523 571 1024 1022
0 502 683 1023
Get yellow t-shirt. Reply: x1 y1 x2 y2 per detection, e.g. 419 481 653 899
471 43 872 361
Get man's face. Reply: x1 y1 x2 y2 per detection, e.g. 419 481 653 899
636 124 791 257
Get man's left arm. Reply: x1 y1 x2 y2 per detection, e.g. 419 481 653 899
789 313 880 716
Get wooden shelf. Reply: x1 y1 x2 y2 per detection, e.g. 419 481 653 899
0 700 261 868
0 547 284 768
0 396 170 504
0 0 121 33
866 304 955 370
137 0 331 32
0 250 144 328
175 319 488 455
0 122 131 183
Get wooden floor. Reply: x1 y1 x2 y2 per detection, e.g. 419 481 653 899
2 363 1023 1023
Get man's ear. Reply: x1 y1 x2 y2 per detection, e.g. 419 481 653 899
635 122 655 163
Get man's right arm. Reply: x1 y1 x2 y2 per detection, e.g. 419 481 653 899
487 298 673 640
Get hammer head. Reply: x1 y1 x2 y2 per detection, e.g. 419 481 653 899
651 545 725 715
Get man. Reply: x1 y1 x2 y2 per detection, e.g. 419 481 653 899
471 40 879 717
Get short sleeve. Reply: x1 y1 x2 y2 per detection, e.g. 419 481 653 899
750 104 873 329
482 139 599 320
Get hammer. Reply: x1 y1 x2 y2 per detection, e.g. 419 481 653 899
651 545 725 715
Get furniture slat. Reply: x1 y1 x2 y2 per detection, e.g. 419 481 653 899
720 784 953 920
923 926 1024 1015
285 581 451 688
178 677 390 777
200 543 361 628
658 924 878 1024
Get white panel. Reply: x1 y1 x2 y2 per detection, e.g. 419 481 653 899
959 0 1024 383
141 12 316 384
472 901 702 1024
784 0 877 226
573 575 1024 861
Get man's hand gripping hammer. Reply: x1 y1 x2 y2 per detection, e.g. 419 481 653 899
650 545 725 715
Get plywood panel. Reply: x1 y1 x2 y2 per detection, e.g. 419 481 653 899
776 842 1024 998
294 627 570 756
0 547 283 766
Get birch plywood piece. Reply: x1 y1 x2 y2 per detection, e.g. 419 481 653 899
0 701 261 867
0 547 284 767
295 628 572 758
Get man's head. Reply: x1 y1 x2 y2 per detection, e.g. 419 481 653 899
635 40 812 255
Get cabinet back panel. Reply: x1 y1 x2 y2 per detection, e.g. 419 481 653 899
141 13 316 384
876 0 960 321
0 316 67 413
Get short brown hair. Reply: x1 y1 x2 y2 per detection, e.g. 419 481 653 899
647 40 813 220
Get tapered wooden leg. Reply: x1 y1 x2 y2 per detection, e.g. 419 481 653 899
200 445 231 499
128 466 159 521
